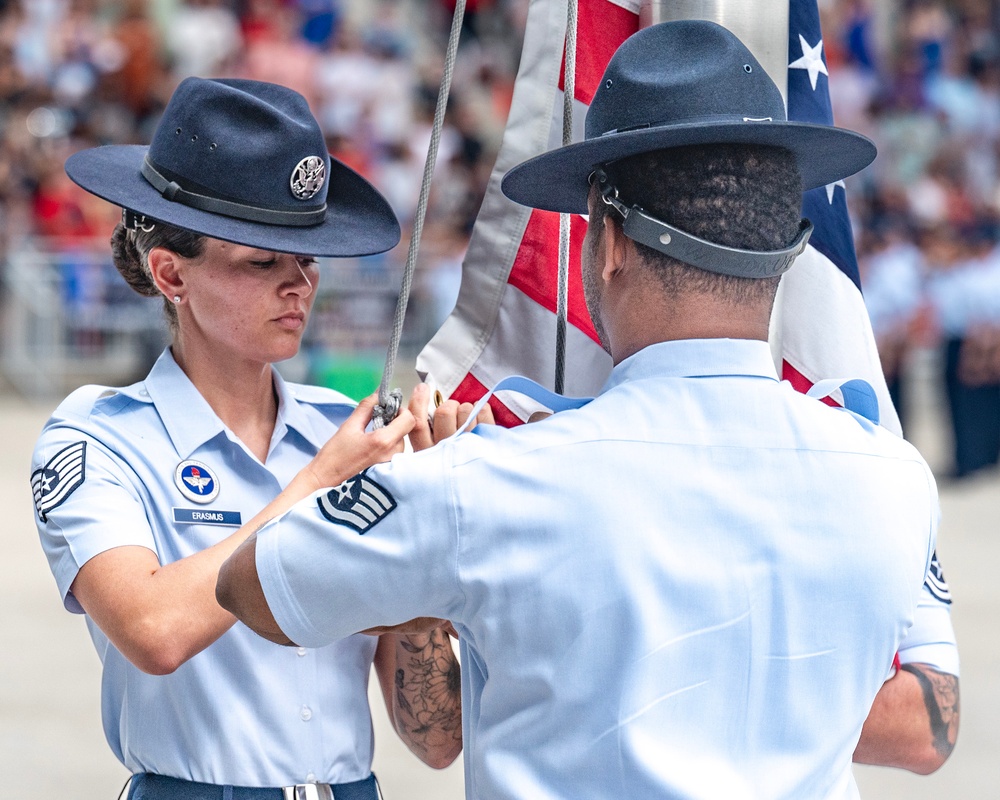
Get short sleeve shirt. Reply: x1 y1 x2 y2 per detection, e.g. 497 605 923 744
258 338 938 800
31 349 378 787
258 338 938 799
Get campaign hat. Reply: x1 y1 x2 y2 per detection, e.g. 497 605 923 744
65 77 400 257
501 19 876 215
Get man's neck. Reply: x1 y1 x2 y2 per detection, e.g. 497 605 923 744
606 287 771 365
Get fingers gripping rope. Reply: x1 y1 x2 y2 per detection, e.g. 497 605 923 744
372 389 403 430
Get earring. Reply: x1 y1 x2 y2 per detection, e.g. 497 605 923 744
173 295 181 304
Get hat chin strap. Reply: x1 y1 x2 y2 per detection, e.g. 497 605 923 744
594 172 813 279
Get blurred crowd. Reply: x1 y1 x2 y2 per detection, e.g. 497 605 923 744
822 0 1000 477
0 0 526 371
0 0 999 477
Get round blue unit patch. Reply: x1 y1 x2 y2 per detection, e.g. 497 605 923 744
174 460 220 504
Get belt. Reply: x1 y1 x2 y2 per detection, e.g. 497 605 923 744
128 773 379 800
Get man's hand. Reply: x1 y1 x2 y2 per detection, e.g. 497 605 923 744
408 383 496 451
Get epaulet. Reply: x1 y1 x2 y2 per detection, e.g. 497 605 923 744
53 384 120 420
286 382 357 408
53 379 150 423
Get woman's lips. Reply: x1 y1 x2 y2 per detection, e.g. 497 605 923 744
275 311 306 330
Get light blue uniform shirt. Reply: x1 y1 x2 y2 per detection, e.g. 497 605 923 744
31 349 377 787
258 339 938 800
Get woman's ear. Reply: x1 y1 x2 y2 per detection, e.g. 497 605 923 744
147 247 184 301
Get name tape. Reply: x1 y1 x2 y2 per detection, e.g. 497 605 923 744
173 508 243 527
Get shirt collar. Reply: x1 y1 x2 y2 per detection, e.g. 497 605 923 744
601 338 779 394
271 369 331 451
124 349 326 459
119 349 224 458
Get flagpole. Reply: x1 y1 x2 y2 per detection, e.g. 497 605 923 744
639 0 789 105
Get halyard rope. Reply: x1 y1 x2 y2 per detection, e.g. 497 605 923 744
555 0 578 394
373 0 467 428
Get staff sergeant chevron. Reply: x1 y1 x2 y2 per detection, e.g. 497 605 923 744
32 441 87 523
317 472 397 534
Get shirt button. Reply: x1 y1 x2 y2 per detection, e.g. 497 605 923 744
139 389 149 397
306 773 316 782
297 647 307 657
300 705 313 721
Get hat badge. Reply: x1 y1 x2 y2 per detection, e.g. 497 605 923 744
290 156 326 200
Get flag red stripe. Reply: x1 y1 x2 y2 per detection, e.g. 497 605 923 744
782 359 840 407
506 209 601 345
451 372 525 427
559 0 638 105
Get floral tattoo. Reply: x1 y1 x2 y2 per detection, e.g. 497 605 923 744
393 627 462 758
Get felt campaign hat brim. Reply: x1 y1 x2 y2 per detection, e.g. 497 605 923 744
66 144 400 258
501 120 877 216
64 77 399 257
501 19 877 216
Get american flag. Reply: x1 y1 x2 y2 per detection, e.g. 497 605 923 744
416 0 899 435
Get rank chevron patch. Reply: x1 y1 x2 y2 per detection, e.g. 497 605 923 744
32 441 87 522
924 549 952 605
317 472 396 534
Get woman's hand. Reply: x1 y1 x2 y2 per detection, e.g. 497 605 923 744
300 393 415 493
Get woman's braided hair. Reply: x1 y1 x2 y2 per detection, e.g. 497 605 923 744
110 217 206 331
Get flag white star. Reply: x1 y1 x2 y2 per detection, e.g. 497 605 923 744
789 34 828 91
825 180 846 204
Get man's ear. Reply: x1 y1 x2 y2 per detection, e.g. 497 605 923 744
147 246 184 301
602 215 629 283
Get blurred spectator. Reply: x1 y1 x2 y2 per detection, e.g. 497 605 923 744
315 25 382 137
906 147 976 227
104 0 166 121
858 217 924 431
924 221 1000 477
165 0 242 80
240 2 320 109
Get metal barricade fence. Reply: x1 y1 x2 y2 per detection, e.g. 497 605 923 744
1 243 168 399
0 242 439 401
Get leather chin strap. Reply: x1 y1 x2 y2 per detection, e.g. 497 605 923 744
591 169 813 279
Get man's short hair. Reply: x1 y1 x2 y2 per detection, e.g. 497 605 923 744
590 144 802 302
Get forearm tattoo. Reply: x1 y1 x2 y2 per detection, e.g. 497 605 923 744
394 627 462 758
900 663 960 758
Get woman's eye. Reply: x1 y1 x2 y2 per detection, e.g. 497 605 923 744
250 258 277 268
298 257 318 269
